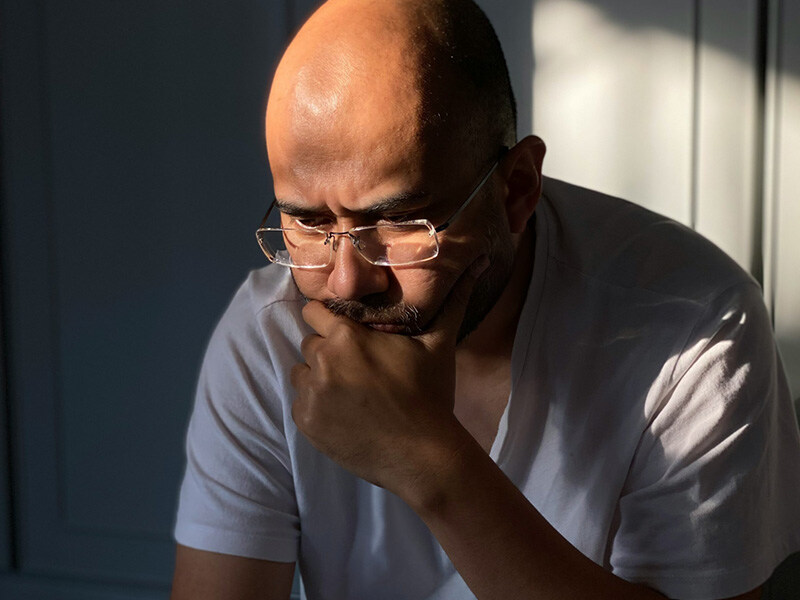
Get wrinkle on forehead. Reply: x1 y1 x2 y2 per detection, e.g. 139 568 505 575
281 153 428 215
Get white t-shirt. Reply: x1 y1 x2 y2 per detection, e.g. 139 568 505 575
174 178 800 600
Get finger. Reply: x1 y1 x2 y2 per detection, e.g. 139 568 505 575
300 333 323 363
301 300 341 336
419 255 490 348
289 362 310 391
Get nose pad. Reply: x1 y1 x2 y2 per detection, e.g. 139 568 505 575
323 232 338 252
349 233 366 254
324 232 366 259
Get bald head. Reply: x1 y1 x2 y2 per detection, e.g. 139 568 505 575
266 0 516 180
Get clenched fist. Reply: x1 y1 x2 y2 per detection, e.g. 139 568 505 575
290 256 489 500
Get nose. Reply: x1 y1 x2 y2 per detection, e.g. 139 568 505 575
326 234 390 300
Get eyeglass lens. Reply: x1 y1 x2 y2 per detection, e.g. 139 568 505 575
257 223 437 267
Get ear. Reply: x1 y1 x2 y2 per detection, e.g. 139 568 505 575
499 135 546 234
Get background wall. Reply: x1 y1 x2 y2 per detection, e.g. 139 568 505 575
0 1 797 598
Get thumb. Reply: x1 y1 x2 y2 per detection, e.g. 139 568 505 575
419 255 490 349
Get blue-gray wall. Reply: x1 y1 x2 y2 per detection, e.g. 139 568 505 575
0 0 306 596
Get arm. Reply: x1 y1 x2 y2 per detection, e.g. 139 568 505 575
173 275 302 595
405 423 667 599
292 266 777 599
292 263 663 598
170 544 295 600
404 422 763 600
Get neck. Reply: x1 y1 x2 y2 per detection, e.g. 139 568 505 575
458 226 535 362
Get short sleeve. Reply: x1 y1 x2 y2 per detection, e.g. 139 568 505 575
609 282 800 599
173 276 301 562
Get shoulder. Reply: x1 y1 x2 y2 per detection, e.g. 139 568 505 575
211 265 306 352
539 177 755 305
200 265 309 402
225 264 305 333
176 265 305 562
534 178 776 416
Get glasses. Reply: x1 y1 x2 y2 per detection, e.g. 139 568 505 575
255 147 508 269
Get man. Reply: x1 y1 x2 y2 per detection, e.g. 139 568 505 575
171 0 800 598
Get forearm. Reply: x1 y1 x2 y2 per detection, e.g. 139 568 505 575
403 426 666 600
170 545 295 600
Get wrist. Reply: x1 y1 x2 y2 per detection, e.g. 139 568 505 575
397 419 484 516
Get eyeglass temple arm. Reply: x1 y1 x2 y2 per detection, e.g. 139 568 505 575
434 146 509 233
258 199 278 229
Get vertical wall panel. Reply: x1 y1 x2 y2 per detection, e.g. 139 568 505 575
694 0 761 275
0 305 10 570
1 0 54 576
769 0 800 402
530 0 696 224
2 0 290 587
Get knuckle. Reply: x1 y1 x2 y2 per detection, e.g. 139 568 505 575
300 335 315 358
331 320 359 344
289 362 310 390
291 397 308 429
291 395 319 435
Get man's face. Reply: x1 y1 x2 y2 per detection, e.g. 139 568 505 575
265 30 516 340
268 126 514 340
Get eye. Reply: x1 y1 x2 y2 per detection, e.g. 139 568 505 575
293 217 332 230
378 213 417 225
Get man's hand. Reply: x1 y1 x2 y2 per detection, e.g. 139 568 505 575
290 257 489 497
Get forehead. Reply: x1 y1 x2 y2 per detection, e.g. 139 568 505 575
265 50 472 213
273 154 432 216
263 0 486 211
267 104 462 214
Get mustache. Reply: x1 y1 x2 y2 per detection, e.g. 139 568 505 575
324 297 423 334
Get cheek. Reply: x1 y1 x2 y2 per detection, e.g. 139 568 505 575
291 269 329 300
391 267 445 307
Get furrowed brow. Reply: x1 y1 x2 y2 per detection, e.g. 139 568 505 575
275 191 429 218
273 199 326 219
359 191 430 216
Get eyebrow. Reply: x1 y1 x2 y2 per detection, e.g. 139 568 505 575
274 191 430 219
